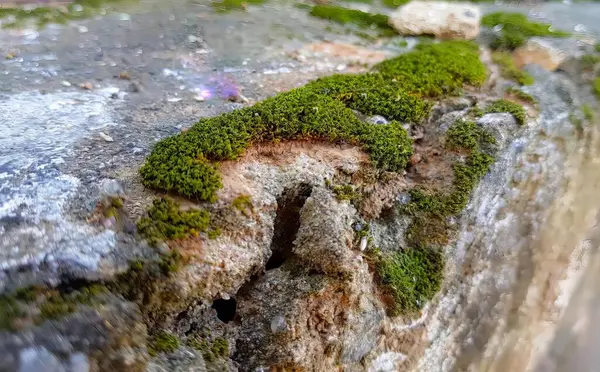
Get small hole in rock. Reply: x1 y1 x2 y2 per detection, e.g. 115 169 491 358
266 184 313 270
212 298 237 323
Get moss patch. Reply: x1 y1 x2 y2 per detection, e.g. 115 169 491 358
211 0 266 12
306 74 431 124
148 331 180 356
594 78 600 98
492 51 534 85
137 198 210 245
582 104 594 121
331 184 361 203
0 0 130 29
373 41 486 96
188 337 229 362
373 247 443 315
374 119 496 316
309 5 396 37
505 87 537 104
232 194 254 216
140 41 485 202
485 99 526 125
481 12 570 50
0 284 108 330
445 120 496 152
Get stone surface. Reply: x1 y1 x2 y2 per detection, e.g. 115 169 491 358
0 294 147 372
293 187 358 277
513 38 567 71
389 1 481 40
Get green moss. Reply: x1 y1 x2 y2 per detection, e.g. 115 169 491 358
187 337 229 362
140 41 484 202
39 285 107 321
159 250 183 275
306 74 432 123
0 294 23 330
594 78 600 98
595 43 600 53
148 331 180 356
110 197 124 209
393 39 408 48
0 0 132 29
207 228 222 239
332 184 360 202
378 119 496 315
505 87 537 104
373 247 443 315
130 259 145 271
445 120 496 152
211 337 229 357
309 5 396 37
580 54 600 70
232 194 254 216
492 51 534 85
582 104 594 121
485 99 526 125
211 0 266 12
468 107 484 118
137 198 210 245
382 0 410 7
481 12 570 50
374 41 486 96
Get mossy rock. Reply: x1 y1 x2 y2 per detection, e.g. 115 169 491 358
373 246 443 316
148 331 180 356
139 40 485 203
137 198 210 245
481 12 570 50
505 87 537 105
485 99 526 125
373 41 486 96
492 51 534 86
309 5 396 37
211 0 266 13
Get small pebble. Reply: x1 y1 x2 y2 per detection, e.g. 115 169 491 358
61 80 72 87
193 95 205 102
99 132 114 142
80 81 94 90
78 26 88 33
360 237 368 251
118 71 131 80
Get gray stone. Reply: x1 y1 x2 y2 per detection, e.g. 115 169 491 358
389 1 481 40
99 179 125 198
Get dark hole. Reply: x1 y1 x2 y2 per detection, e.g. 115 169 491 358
212 298 237 323
265 184 313 270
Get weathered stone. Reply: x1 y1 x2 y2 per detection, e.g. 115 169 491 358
389 1 481 40
293 187 358 277
0 294 147 372
513 38 566 71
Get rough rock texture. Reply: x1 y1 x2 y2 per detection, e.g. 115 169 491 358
147 348 207 372
132 143 368 327
234 254 385 371
513 38 567 71
0 294 147 372
389 1 481 40
293 187 358 277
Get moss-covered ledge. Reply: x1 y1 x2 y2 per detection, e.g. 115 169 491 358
139 40 486 202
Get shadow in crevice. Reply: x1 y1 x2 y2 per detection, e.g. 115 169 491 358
265 184 313 271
